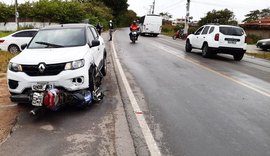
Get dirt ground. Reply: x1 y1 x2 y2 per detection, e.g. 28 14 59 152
0 75 19 143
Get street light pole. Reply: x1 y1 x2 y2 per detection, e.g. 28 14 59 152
15 0 19 30
184 0 190 35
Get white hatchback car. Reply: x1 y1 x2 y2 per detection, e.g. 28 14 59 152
0 29 38 53
185 24 247 61
8 24 106 103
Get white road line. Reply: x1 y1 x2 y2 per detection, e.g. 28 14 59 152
155 43 270 98
110 41 161 155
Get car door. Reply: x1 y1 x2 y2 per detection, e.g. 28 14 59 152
89 26 104 69
87 27 100 67
11 31 36 49
192 26 204 48
197 26 210 48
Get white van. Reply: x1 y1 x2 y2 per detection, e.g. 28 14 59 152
139 14 162 37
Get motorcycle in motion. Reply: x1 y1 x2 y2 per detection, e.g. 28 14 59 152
130 31 138 43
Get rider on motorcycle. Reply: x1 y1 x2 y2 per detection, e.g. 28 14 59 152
129 20 139 40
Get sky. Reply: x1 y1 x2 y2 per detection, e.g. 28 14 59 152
127 0 270 22
1 0 269 22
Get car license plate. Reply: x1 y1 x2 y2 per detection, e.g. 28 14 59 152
32 83 48 91
228 40 236 44
32 92 44 107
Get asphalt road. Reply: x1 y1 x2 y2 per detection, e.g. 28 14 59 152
1 29 270 156
113 28 270 156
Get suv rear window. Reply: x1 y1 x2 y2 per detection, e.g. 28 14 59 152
219 27 244 36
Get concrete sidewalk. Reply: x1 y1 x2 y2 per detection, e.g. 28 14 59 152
247 44 270 53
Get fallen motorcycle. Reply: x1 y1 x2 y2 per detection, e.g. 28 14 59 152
10 84 104 117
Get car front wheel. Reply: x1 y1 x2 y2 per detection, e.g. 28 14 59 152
88 66 99 92
185 40 192 52
101 57 107 76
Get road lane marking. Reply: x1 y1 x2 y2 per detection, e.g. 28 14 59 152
155 43 270 98
111 40 161 155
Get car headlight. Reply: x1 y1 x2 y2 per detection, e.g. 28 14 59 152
8 62 23 72
65 59 85 70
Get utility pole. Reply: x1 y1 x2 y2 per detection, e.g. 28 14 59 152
184 0 190 35
152 0 155 14
15 0 19 30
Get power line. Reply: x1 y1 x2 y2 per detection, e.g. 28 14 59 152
158 0 186 12
192 0 260 10
158 0 185 11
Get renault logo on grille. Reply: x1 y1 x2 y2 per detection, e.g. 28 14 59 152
38 63 46 73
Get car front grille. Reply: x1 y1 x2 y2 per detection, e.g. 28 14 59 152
22 63 66 76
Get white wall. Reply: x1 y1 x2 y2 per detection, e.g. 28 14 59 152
0 22 59 31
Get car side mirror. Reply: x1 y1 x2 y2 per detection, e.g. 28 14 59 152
91 40 100 48
21 43 27 50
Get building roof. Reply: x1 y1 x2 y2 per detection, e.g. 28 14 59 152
241 17 270 26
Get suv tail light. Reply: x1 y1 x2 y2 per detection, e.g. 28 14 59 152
0 40 5 43
214 33 219 41
244 36 247 43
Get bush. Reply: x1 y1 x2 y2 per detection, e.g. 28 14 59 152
0 51 16 73
0 31 13 38
161 24 176 36
246 34 262 44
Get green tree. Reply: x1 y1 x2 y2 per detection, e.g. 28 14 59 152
243 8 270 22
102 0 128 17
159 12 172 20
243 10 260 22
0 3 13 23
198 9 238 26
260 8 270 18
116 10 137 27
18 2 34 20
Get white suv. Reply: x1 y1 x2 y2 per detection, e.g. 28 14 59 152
7 24 106 104
185 24 247 61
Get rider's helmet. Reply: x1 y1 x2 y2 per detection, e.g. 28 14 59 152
133 20 136 24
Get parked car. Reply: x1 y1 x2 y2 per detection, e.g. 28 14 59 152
0 29 38 53
7 24 107 109
185 24 247 61
256 39 270 51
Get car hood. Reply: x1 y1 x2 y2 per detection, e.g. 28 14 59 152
11 46 88 64
258 38 270 42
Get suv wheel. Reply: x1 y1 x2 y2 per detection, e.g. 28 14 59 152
185 40 192 52
202 43 211 58
233 53 244 61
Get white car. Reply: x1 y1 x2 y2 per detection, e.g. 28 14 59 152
7 24 107 105
0 29 38 53
185 24 247 61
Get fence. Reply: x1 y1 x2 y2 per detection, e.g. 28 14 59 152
0 22 59 31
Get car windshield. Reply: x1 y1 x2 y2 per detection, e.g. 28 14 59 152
219 27 244 36
28 28 86 49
